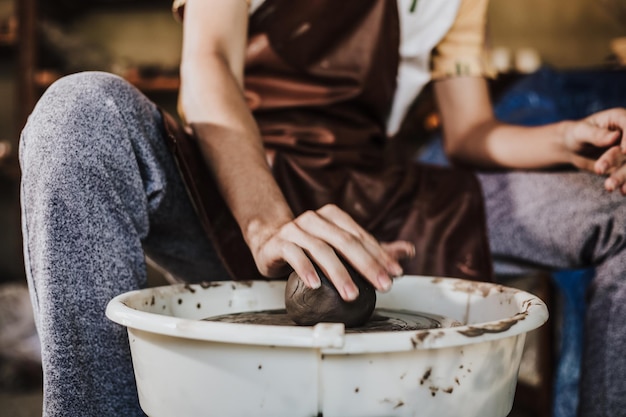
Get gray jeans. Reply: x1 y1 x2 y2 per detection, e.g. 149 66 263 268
20 71 626 417
477 169 626 417
20 72 227 417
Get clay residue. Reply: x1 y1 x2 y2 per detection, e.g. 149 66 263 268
457 311 527 337
411 327 456 348
199 281 222 289
520 298 543 313
452 280 505 297
411 331 430 348
418 367 459 397
381 398 405 409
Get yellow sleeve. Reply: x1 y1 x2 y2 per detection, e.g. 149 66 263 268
430 0 495 80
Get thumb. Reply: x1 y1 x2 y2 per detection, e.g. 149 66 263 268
571 122 621 149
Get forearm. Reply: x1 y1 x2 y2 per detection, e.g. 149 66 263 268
180 55 294 251
434 76 576 170
446 118 573 170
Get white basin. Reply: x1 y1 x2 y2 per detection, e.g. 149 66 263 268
106 275 548 417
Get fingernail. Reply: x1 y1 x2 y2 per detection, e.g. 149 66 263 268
377 274 393 292
606 178 617 192
308 274 321 289
343 284 359 301
389 263 403 277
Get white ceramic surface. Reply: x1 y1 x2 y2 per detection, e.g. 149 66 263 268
106 276 548 417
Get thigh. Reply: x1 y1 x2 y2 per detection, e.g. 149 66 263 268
477 169 626 272
21 71 228 285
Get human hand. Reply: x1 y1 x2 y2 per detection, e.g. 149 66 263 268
562 108 626 193
248 204 415 301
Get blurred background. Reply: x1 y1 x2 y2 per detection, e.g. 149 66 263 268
0 0 624 416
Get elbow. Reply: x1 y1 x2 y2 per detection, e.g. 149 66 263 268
442 135 467 164
443 117 500 166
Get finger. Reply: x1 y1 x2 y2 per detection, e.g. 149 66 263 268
595 146 625 175
317 204 403 277
586 108 626 131
294 208 393 294
380 241 416 260
605 165 626 194
280 242 321 289
584 108 626 150
569 154 597 173
573 123 621 150
279 220 360 301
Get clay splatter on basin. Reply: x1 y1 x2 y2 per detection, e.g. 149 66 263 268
106 276 549 417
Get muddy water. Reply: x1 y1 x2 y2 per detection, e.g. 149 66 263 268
203 308 461 333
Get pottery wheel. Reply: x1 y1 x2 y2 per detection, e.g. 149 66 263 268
204 308 461 333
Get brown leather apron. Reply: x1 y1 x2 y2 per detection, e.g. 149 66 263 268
162 0 493 282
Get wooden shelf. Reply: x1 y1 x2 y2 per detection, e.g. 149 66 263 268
34 68 180 93
123 68 180 92
0 16 18 46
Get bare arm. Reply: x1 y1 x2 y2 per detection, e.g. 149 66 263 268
434 76 626 192
179 0 412 299
180 0 293 270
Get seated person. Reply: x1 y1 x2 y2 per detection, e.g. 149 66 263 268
19 0 625 416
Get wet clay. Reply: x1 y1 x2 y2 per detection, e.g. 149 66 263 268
203 308 460 333
284 260 376 327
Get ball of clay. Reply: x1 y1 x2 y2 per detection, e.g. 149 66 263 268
285 259 376 328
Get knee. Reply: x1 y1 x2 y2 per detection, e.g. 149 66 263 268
45 71 132 100
20 72 140 169
26 71 135 131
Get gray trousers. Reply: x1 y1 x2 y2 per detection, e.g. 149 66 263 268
20 72 625 417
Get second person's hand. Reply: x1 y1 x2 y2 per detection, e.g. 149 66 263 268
561 108 626 193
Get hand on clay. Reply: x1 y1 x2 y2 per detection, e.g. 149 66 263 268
249 204 415 302
561 107 626 193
